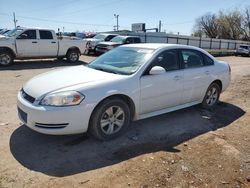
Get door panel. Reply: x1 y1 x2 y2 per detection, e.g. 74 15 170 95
180 49 213 104
139 49 183 115
38 30 58 57
181 67 211 104
16 30 39 57
140 71 183 114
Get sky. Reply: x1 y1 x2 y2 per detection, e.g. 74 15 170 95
0 0 249 35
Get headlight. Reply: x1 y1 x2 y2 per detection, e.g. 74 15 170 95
40 91 85 106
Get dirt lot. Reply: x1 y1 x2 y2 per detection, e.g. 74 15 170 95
0 56 249 188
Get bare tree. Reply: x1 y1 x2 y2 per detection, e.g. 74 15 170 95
194 13 218 38
241 7 250 40
192 7 250 41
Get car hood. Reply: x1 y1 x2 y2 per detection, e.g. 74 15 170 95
23 65 123 99
83 38 102 42
0 35 10 40
98 41 122 46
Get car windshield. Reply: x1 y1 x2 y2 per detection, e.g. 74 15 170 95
4 28 23 37
93 34 106 40
110 36 125 43
88 47 154 75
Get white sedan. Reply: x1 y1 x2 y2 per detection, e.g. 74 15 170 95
17 44 231 140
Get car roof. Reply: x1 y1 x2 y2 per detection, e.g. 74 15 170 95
123 43 199 50
98 33 118 36
113 35 140 39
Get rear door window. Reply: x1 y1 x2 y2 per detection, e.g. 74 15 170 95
39 30 53 39
203 54 214 66
180 50 204 68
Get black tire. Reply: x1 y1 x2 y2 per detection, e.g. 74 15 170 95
66 50 79 63
89 98 131 140
202 83 221 109
0 51 14 66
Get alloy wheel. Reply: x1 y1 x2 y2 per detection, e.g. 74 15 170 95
100 106 125 135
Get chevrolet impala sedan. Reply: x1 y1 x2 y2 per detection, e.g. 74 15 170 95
17 44 231 140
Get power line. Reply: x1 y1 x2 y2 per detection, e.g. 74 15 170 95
62 0 128 16
0 11 130 29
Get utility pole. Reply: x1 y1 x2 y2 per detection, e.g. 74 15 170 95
114 14 119 31
13 12 17 28
159 20 162 32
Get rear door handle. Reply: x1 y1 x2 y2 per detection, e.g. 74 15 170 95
32 41 37 43
51 41 56 43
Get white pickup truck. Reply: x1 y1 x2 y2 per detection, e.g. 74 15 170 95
0 27 85 66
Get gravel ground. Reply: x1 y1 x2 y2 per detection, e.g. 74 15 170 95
0 55 249 188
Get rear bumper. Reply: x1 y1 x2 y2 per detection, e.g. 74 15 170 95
17 91 94 135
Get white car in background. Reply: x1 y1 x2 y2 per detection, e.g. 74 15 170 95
17 44 231 140
0 27 85 66
83 33 118 55
235 44 250 56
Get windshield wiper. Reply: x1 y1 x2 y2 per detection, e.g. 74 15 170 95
91 66 118 74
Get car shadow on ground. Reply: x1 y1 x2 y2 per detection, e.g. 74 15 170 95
10 102 245 177
0 59 86 71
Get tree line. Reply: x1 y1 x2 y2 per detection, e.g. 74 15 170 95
193 7 250 41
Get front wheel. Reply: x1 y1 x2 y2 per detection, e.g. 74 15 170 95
202 83 221 109
0 51 14 66
89 98 131 140
66 50 79 63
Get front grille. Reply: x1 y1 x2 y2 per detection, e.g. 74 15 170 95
21 89 35 103
35 122 68 129
18 107 27 124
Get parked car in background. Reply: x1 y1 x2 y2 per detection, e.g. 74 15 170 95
85 32 96 38
96 36 141 54
0 27 85 66
0 29 10 35
235 44 250 56
63 32 86 39
17 44 231 140
83 33 118 55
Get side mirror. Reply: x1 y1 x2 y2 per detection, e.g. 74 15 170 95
149 66 166 75
125 40 130 44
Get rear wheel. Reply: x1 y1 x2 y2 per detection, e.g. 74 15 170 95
89 98 131 140
66 50 79 63
0 51 14 66
202 83 221 109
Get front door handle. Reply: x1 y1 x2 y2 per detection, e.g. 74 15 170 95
205 71 210 75
173 76 182 81
32 41 37 43
51 41 56 43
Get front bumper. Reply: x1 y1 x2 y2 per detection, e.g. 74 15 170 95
95 47 109 54
17 91 95 135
